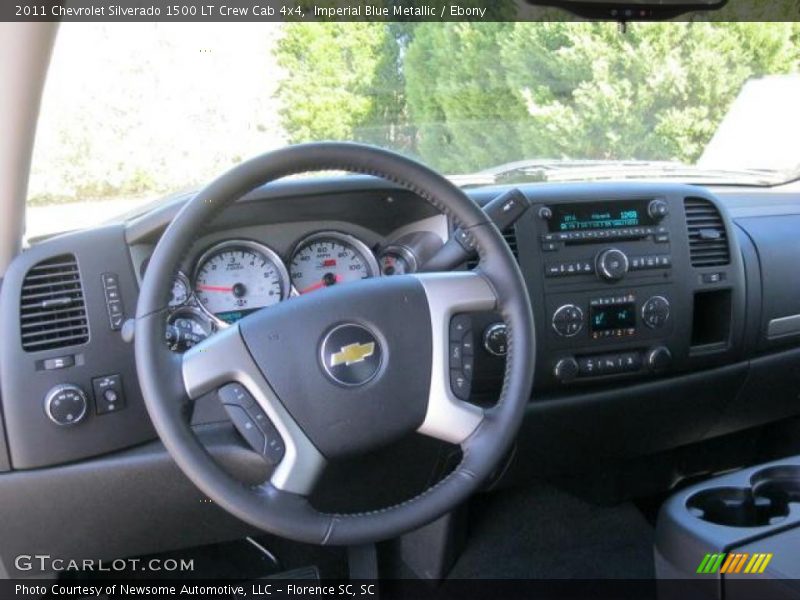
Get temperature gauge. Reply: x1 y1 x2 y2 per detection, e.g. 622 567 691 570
378 246 417 276
169 272 191 308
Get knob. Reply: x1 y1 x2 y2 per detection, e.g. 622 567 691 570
646 347 672 373
648 199 669 220
538 206 553 220
642 295 670 329
483 323 508 357
44 384 88 426
554 357 580 383
595 248 629 281
552 304 584 337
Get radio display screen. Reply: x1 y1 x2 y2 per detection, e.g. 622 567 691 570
590 303 636 332
549 200 655 232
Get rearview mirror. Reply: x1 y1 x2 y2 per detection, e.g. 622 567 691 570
528 0 729 19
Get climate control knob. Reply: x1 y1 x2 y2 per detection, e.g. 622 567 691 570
642 295 670 329
44 384 88 426
595 248 629 282
552 304 584 337
646 347 672 374
554 357 580 383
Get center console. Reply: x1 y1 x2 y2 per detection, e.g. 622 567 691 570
508 183 746 389
656 458 800 597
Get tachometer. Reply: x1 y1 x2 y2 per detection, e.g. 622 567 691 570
193 240 290 324
289 232 378 295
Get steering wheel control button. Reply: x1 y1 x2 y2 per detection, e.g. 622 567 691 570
449 343 463 369
320 324 382 386
220 386 286 464
92 374 125 415
101 272 125 330
448 314 476 399
218 382 256 409
483 323 508 356
595 248 630 281
552 304 584 337
225 404 267 455
44 384 88 426
450 370 472 400
642 296 671 329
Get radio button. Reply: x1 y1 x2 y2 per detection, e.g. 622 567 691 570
648 199 670 220
554 357 580 383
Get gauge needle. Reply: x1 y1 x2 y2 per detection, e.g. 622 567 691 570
299 274 342 294
196 284 233 292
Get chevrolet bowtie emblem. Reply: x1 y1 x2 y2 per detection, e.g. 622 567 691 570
330 342 375 367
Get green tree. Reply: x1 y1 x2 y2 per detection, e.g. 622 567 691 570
275 21 800 174
276 22 414 150
404 22 800 172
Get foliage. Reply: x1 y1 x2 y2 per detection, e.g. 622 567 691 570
278 21 800 173
276 22 414 150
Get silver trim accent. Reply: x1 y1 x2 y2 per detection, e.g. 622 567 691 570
44 383 88 426
596 248 629 281
288 231 380 293
413 272 495 445
182 325 325 495
642 295 671 329
767 314 800 340
377 245 418 275
551 304 584 338
192 239 291 328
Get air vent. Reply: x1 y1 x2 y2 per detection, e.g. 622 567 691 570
466 227 519 269
684 197 730 268
20 255 89 352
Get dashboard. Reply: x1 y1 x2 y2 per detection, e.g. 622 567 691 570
136 225 444 353
1 176 800 479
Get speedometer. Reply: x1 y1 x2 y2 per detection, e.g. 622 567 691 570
289 232 379 295
193 240 290 324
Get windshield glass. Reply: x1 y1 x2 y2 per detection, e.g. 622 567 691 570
27 21 800 237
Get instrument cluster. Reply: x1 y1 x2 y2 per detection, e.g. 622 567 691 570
160 230 437 352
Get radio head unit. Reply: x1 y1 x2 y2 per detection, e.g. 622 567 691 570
549 199 661 233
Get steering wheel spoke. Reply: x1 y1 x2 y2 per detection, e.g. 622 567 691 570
413 271 497 445
182 324 325 496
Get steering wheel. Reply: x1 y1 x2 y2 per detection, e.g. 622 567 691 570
135 143 535 545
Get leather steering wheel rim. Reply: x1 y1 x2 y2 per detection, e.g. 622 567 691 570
135 142 535 545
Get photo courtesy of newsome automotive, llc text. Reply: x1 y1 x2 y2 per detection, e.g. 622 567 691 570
2 0 800 599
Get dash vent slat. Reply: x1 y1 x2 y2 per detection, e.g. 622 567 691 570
20 255 89 352
466 227 519 269
683 198 730 268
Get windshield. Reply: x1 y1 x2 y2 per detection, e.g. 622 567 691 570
27 21 800 237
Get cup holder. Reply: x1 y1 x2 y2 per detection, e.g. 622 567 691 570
687 487 788 527
687 465 800 527
751 465 800 506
